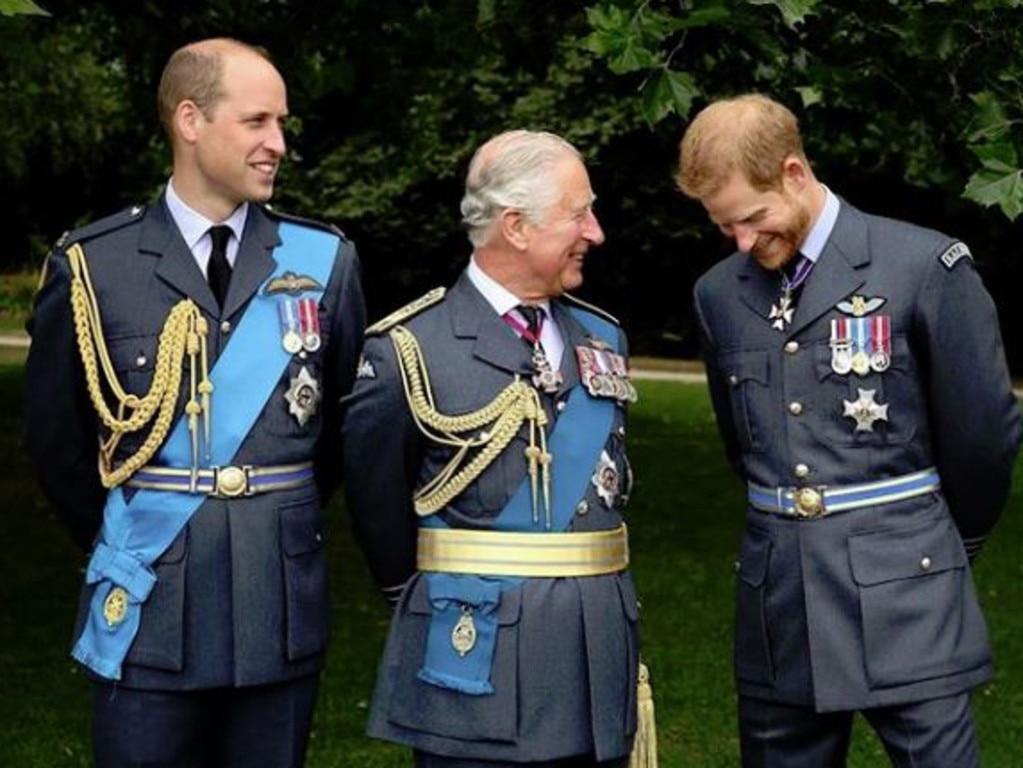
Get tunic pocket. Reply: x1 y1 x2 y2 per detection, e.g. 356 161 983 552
280 500 329 660
388 578 523 742
733 527 775 685
850 516 990 688
125 531 188 671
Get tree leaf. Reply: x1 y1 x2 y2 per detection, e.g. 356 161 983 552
744 0 820 28
0 0 49 16
641 68 699 124
963 165 1023 221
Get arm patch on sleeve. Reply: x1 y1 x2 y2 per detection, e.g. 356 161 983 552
939 242 972 270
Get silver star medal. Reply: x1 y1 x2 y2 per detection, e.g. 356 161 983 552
590 450 619 507
769 294 795 331
842 388 889 432
284 366 321 426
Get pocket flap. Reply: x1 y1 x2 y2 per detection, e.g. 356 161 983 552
280 503 326 557
721 349 769 387
737 528 771 588
849 518 966 586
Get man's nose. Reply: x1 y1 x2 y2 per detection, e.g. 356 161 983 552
733 224 757 253
584 210 605 246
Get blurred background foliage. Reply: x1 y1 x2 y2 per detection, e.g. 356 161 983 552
3 0 1023 366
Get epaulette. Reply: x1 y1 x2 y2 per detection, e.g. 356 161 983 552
261 204 348 241
366 287 447 335
561 292 620 325
938 241 972 271
56 204 148 250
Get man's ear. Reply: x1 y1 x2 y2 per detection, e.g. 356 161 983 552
174 100 205 144
781 156 810 192
500 208 530 251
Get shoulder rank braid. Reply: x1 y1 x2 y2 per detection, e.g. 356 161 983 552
67 243 212 488
388 324 553 525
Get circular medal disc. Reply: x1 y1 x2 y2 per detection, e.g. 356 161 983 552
851 351 871 376
832 349 853 375
870 351 891 372
303 332 322 353
282 331 303 355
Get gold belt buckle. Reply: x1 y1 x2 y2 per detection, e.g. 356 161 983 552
214 465 251 497
792 487 825 518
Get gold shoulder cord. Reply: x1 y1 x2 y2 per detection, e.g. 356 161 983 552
388 325 553 526
67 243 212 488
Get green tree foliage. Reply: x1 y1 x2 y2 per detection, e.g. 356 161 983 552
5 1 1023 364
583 0 1023 220
0 0 49 16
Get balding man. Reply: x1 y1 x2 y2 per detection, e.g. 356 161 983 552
24 38 365 766
342 130 645 767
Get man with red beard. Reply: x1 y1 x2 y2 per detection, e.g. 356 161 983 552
677 93 1021 767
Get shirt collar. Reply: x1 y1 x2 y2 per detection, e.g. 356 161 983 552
799 184 840 264
165 179 249 253
467 256 552 318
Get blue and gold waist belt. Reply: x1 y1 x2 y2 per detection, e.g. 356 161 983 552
748 467 941 519
126 461 314 497
417 523 629 577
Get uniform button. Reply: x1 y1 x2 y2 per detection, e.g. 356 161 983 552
557 400 567 412
920 556 932 571
220 320 232 334
135 355 147 368
617 425 626 437
784 341 799 354
788 401 803 416
575 500 589 516
794 464 810 479
728 374 739 386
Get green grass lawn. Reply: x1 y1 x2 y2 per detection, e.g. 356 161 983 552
2 366 1022 767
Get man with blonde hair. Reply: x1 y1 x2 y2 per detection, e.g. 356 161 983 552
678 93 1021 767
24 38 365 766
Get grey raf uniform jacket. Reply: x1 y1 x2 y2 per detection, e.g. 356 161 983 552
694 199 1022 712
23 197 366 689
341 272 640 762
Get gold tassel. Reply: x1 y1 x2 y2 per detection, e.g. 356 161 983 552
629 661 658 768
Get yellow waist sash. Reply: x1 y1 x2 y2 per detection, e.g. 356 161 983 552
417 523 629 577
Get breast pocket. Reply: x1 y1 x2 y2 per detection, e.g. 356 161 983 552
811 335 917 447
720 350 771 454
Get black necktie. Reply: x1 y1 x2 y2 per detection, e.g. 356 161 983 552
207 225 233 308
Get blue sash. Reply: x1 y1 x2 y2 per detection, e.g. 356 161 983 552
419 307 622 693
71 222 337 680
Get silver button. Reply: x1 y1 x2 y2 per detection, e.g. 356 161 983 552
788 401 803 416
920 556 932 571
728 374 739 386
575 500 589 516
135 355 147 368
617 425 626 437
220 320 232 334
557 400 567 412
794 464 810 479
784 341 799 354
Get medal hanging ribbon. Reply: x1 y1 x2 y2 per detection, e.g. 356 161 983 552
278 299 303 354
502 309 562 393
769 256 814 331
830 318 852 375
870 314 891 372
298 297 321 352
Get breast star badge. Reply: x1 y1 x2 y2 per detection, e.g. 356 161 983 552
842 388 889 432
284 366 321 427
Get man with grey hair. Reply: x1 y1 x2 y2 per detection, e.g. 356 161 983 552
342 129 646 767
